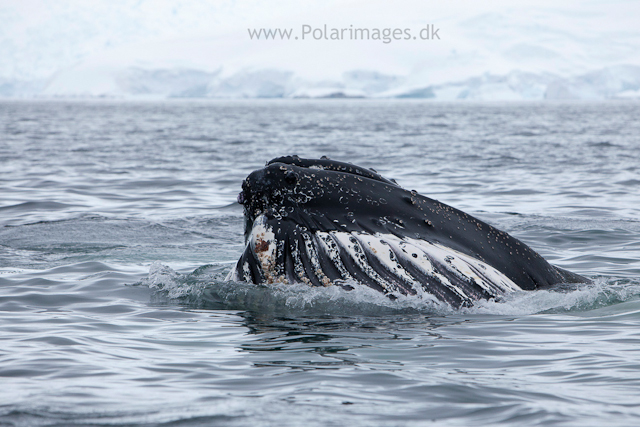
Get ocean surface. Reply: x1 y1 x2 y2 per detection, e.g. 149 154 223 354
1 99 640 427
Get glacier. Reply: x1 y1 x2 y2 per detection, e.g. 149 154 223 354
4 65 639 100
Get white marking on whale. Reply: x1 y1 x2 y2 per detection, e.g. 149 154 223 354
229 214 522 301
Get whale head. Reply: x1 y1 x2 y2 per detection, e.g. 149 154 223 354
229 156 589 307
237 155 399 244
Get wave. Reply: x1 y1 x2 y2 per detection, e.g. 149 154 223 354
141 262 640 317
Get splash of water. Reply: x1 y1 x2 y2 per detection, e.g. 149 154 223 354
141 262 640 317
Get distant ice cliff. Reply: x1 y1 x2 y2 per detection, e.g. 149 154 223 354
5 64 639 100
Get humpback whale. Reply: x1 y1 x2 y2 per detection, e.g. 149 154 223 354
227 156 589 307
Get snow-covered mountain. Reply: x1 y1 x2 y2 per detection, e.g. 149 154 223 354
1 0 639 100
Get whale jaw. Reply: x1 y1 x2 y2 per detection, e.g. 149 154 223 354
228 214 521 307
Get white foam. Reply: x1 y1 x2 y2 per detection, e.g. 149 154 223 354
146 263 637 316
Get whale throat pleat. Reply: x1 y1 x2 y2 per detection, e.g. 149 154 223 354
293 230 521 303
238 214 522 304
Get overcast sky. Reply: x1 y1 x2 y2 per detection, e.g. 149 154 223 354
1 0 639 82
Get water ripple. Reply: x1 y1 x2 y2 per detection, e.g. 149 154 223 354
1 100 640 426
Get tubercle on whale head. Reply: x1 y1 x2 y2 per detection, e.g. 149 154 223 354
237 157 409 244
238 163 302 243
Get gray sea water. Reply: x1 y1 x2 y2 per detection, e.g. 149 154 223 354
1 100 640 427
